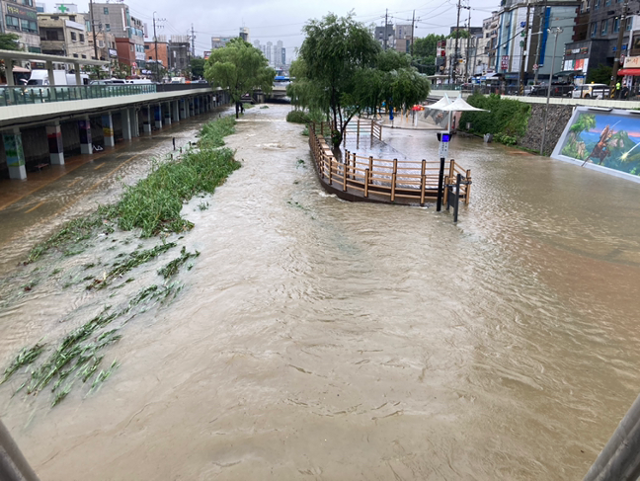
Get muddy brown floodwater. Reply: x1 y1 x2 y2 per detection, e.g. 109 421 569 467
1 104 640 480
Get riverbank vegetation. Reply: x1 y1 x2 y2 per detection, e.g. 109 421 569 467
288 13 430 148
1 116 239 408
459 94 531 145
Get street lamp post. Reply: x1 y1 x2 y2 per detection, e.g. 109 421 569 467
540 26 563 155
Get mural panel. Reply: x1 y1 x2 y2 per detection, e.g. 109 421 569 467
552 107 640 179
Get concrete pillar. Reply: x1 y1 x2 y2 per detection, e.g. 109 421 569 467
179 99 187 120
189 98 194 116
154 105 162 129
144 106 152 135
164 103 171 126
74 62 81 86
199 97 204 114
121 109 132 140
78 116 92 154
130 108 139 137
172 100 180 123
2 128 26 180
46 61 55 86
4 60 14 86
46 121 64 165
102 112 115 147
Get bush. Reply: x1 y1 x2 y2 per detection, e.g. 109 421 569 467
286 110 310 124
459 93 531 145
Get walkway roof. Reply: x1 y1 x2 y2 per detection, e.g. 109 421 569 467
0 49 108 67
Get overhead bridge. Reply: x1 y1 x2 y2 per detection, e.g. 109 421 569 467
0 83 230 180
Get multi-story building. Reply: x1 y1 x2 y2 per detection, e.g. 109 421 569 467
395 24 413 53
0 0 41 53
87 30 117 62
89 2 145 71
266 41 272 64
168 35 190 75
564 0 633 82
239 26 249 42
483 12 500 73
211 36 231 50
494 0 578 85
144 34 168 67
374 23 395 50
38 11 93 61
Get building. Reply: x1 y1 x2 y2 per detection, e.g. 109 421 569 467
374 23 395 50
266 41 272 64
211 36 232 50
395 24 412 53
87 30 117 62
115 36 135 68
168 35 190 75
482 12 500 73
89 2 146 70
494 0 579 85
564 0 634 83
144 35 168 68
38 11 93 61
239 26 249 42
0 0 41 53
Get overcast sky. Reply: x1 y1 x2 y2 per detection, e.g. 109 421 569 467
78 0 500 57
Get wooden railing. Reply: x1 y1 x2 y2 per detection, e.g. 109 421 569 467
313 119 383 143
309 122 471 206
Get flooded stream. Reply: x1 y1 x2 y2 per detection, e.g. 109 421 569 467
1 104 640 480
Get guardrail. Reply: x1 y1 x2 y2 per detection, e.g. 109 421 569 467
0 84 157 107
309 121 471 205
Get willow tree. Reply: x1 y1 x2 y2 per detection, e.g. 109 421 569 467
292 14 430 148
205 38 275 118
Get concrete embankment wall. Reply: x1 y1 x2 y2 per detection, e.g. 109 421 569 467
518 104 574 156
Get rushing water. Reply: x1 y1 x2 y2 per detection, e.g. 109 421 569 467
1 104 640 480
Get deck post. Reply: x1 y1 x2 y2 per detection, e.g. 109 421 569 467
420 174 426 206
444 176 449 207
437 157 445 212
343 158 347 191
357 118 360 143
454 174 462 223
364 169 369 197
391 159 397 202
465 169 472 204
329 157 333 185
370 121 374 137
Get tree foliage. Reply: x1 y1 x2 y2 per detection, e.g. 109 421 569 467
290 13 430 148
204 38 275 118
190 57 205 79
459 94 531 145
0 33 20 50
587 64 612 84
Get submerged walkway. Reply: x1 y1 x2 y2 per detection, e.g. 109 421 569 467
310 121 470 206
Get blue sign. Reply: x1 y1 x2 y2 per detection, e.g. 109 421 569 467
520 21 526 27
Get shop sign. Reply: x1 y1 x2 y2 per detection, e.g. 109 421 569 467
623 56 640 68
6 4 37 20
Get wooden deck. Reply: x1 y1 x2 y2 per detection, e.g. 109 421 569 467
309 120 471 206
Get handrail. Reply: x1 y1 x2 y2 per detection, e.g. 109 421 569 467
0 84 159 107
308 121 471 206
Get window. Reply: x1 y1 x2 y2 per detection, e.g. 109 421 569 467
73 53 78 57
105 23 110 31
144 44 149 49
29 20 36 32
613 17 620 32
103 7 109 14
601 18 608 34
69 15 75 21
81 54 86 58
98 40 104 47
626 18 632 30
71 31 77 41
22 0 33 5
20 19 29 31
590 21 598 37
594 0 600 9
605 0 611 5
5 15 19 29
79 33 84 42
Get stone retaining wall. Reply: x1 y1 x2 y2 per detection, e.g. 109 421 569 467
518 104 575 156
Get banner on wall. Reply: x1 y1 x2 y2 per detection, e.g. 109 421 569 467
552 106 640 183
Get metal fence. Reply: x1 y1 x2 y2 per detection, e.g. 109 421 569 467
0 84 157 107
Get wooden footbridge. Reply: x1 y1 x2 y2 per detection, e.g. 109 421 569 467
308 119 471 207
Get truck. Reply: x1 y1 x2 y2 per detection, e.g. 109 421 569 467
26 69 89 86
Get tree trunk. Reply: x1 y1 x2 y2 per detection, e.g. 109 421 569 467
235 102 240 119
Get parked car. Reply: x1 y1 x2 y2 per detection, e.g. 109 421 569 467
528 82 574 97
572 83 611 99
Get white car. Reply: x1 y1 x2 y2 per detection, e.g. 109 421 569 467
572 84 610 99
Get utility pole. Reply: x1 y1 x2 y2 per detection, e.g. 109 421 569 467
610 0 629 93
452 0 462 84
191 24 196 57
384 10 388 51
89 0 100 78
152 13 166 82
533 0 546 85
540 26 562 155
411 10 415 56
465 7 471 81
519 1 531 94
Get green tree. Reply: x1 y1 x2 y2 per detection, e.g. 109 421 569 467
587 64 612 84
190 57 205 79
447 29 470 39
0 33 21 82
292 14 429 148
205 38 275 118
0 33 21 50
413 34 445 59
